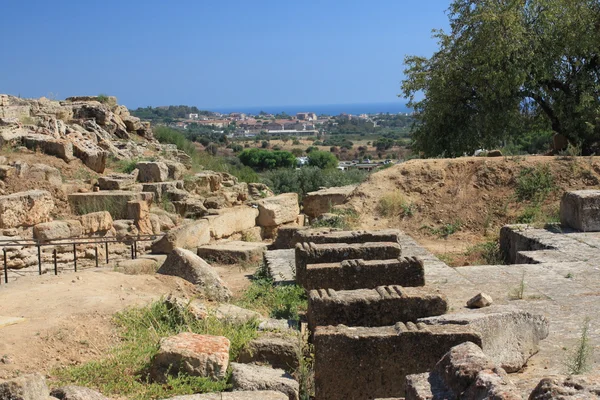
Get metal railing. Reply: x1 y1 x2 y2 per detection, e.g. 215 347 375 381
0 234 164 284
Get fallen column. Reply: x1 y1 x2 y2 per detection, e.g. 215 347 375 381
308 285 447 330
304 256 425 291
294 228 403 245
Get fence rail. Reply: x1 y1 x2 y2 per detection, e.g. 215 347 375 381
0 234 165 284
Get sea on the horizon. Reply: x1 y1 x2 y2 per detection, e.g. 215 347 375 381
210 102 410 116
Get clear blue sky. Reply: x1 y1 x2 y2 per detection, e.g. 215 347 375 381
0 0 450 110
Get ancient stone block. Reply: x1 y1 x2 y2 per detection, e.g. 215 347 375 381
308 285 447 330
529 376 600 399
22 134 74 162
0 190 53 228
313 322 481 400
33 221 72 241
127 200 152 235
141 181 184 201
50 385 110 400
560 190 600 232
137 161 169 183
79 211 113 234
419 307 549 373
151 219 211 253
302 185 356 218
295 228 402 245
69 191 153 219
295 241 402 285
157 248 231 301
229 363 299 400
98 173 137 190
197 241 267 264
204 206 259 239
150 333 230 382
0 373 49 400
237 335 300 371
255 193 300 227
304 256 425 291
72 139 107 173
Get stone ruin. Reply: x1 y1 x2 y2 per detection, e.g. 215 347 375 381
266 227 558 399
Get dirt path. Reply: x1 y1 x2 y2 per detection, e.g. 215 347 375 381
0 268 197 379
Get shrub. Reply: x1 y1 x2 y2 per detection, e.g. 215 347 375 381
307 150 338 169
515 165 555 202
262 167 367 198
238 148 297 171
377 190 413 218
565 317 593 375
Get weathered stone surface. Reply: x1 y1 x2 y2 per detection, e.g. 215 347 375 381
151 219 210 253
467 292 493 308
560 190 600 232
127 200 152 234
173 198 208 219
22 134 74 162
162 391 288 400
229 363 299 400
27 163 62 186
150 332 230 383
314 323 481 400
157 248 231 301
255 193 300 227
204 206 259 239
163 160 187 180
50 385 110 400
308 285 448 330
141 181 184 201
197 241 267 264
183 171 224 194
115 258 158 275
499 225 555 264
214 303 262 324
419 307 549 373
69 191 153 219
272 226 305 249
79 211 113 234
72 139 107 173
295 228 402 245
33 221 72 241
529 376 600 399
238 335 300 371
295 241 402 285
0 190 53 228
137 161 169 183
264 249 296 284
0 373 49 400
302 185 355 218
164 295 208 320
304 256 425 291
97 173 137 190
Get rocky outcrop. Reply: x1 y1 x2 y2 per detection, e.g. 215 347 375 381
302 185 356 219
151 219 211 253
255 193 300 227
137 161 169 183
157 248 231 301
79 211 113 235
0 190 54 228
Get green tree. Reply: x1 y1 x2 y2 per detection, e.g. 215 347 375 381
308 150 338 169
402 0 600 156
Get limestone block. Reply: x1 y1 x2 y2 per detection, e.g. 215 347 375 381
255 193 300 227
157 248 231 301
151 219 211 253
529 376 600 399
0 190 53 228
150 333 230 382
302 185 356 218
197 241 267 264
22 134 74 162
50 385 110 400
72 139 108 173
467 292 493 308
237 335 300 371
79 211 113 234
33 221 72 241
69 191 153 219
229 363 299 400
137 161 169 183
127 200 152 235
204 206 259 239
0 373 49 400
560 190 600 232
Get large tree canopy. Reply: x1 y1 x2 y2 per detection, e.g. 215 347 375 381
402 0 600 157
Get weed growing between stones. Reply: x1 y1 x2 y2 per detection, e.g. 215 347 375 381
565 317 594 375
53 299 258 400
509 271 526 300
311 208 359 230
295 331 315 400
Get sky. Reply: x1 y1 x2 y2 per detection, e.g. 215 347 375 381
0 0 451 110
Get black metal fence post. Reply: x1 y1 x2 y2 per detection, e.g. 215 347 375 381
130 244 134 259
105 242 109 264
2 248 6 284
53 249 57 275
95 246 99 268
73 243 77 272
37 244 42 275
133 240 137 259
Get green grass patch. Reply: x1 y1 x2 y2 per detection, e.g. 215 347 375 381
515 165 555 203
311 209 359 230
377 190 414 218
53 299 259 400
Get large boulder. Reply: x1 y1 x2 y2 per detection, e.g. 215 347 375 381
50 385 110 400
0 373 49 400
151 219 211 253
27 164 62 186
150 332 230 383
127 200 152 235
302 185 356 219
560 190 600 232
68 191 153 219
0 190 53 228
204 206 259 239
79 211 113 234
137 161 169 183
22 134 74 162
238 335 300 371
33 221 71 241
72 139 108 173
229 363 299 400
157 248 231 301
255 193 300 227
529 376 600 399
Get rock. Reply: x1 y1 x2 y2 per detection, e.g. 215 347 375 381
302 185 356 219
151 219 211 253
163 160 187 180
28 164 62 186
204 206 259 239
157 248 231 301
173 199 208 219
0 373 49 400
204 196 227 210
22 134 74 162
150 332 230 383
164 295 208 320
0 190 53 228
467 292 493 308
255 193 300 227
238 335 300 371
137 161 169 183
72 139 108 173
115 258 158 275
229 363 299 400
127 200 152 235
197 241 267 264
560 190 600 232
529 376 600 399
419 307 549 373
97 173 137 190
184 171 224 194
258 319 298 332
68 191 153 219
141 181 184 202
33 221 72 241
79 211 113 234
161 391 288 400
248 182 274 199
215 303 263 324
149 214 162 234
50 385 110 400
487 149 503 157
